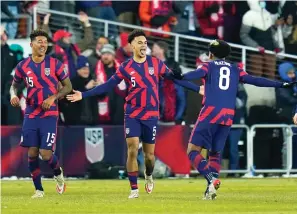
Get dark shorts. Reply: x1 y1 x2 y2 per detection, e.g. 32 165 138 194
20 116 58 150
189 122 231 152
124 117 157 144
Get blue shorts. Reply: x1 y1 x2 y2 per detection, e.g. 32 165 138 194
124 117 157 144
189 122 231 152
20 116 58 150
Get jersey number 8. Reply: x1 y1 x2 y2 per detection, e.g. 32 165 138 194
219 67 230 90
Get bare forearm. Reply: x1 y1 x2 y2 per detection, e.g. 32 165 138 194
55 78 72 100
10 82 18 97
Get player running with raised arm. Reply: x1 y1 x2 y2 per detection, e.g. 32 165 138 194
172 39 295 200
67 29 201 199
10 30 72 198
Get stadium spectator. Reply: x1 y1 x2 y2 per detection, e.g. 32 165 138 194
139 0 177 38
152 41 186 124
1 1 20 39
240 0 282 78
94 44 126 125
171 1 199 36
60 55 99 125
77 1 118 38
1 27 23 125
275 62 297 123
115 32 133 63
112 1 140 32
87 36 109 76
193 1 224 39
42 12 93 79
281 7 297 55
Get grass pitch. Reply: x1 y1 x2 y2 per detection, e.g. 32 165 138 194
2 178 297 214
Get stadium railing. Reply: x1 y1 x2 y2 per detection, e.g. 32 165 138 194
1 13 32 38
250 124 293 176
34 7 297 76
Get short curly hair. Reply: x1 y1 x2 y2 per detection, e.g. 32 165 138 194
128 29 146 44
208 39 231 59
30 29 49 42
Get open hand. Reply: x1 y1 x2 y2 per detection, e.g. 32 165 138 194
78 12 89 23
66 90 82 102
42 95 56 111
10 96 20 107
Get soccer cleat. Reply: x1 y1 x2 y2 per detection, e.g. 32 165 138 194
54 167 66 194
128 189 139 199
144 170 154 194
208 179 221 200
31 190 44 198
202 186 210 200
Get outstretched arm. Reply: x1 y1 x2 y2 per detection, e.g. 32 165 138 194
173 79 200 93
240 74 283 88
82 76 121 98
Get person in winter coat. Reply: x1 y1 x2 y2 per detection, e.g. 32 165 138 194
59 56 99 125
276 62 297 123
42 12 93 79
139 0 177 38
240 0 282 78
152 41 186 123
94 44 126 125
115 32 133 63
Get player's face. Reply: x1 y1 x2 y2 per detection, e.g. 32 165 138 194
287 69 296 80
31 36 48 57
131 36 147 58
77 67 90 78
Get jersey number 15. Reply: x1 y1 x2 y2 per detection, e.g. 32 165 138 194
219 67 230 90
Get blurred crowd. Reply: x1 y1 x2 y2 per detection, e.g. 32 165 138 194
1 0 297 172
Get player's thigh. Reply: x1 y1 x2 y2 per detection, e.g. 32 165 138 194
188 122 212 151
20 117 39 148
140 119 158 144
39 117 58 151
212 125 231 152
125 117 141 139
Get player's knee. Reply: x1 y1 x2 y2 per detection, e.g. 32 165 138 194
127 148 138 159
39 150 52 161
28 147 39 158
143 152 154 161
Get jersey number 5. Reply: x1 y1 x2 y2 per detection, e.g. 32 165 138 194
26 77 34 87
131 77 136 87
219 67 230 90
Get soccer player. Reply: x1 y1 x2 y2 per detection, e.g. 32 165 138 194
67 29 201 199
10 30 72 198
173 39 294 200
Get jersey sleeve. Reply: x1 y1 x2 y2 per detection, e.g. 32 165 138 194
55 60 69 81
182 63 208 81
113 65 126 81
238 68 248 80
13 64 23 83
159 60 171 77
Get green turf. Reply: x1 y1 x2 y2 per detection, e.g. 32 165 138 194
2 178 297 214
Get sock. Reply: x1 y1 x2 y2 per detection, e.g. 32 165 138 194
128 171 138 190
45 154 61 176
188 151 213 184
145 159 154 176
209 152 221 179
28 156 44 191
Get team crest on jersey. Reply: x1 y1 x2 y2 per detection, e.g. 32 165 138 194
126 128 130 134
45 68 50 76
148 67 154 75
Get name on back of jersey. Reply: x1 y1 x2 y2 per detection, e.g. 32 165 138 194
214 61 231 67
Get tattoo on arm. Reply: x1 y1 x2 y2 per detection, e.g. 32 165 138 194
10 81 19 98
55 77 72 100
